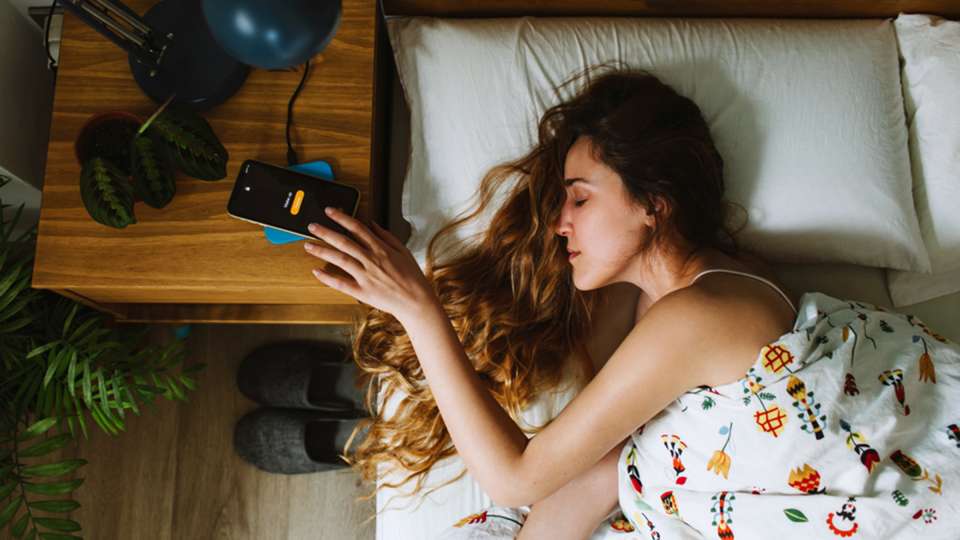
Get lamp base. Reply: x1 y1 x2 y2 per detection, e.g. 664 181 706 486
128 0 249 112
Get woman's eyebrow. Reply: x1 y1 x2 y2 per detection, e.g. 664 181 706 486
562 177 592 187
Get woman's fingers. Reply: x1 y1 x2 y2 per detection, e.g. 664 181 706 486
304 241 365 278
323 207 387 256
369 220 407 252
311 264 361 297
303 209 437 318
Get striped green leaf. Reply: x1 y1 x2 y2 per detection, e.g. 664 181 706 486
18 434 72 458
12 511 29 538
147 106 227 180
131 132 176 209
27 500 80 513
0 482 16 501
79 157 136 229
21 459 87 477
0 495 23 528
21 479 83 496
784 508 808 523
33 517 81 532
17 418 57 443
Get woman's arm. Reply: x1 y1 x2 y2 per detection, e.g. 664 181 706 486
586 283 643 375
401 286 714 506
517 438 626 540
305 208 685 507
514 289 640 538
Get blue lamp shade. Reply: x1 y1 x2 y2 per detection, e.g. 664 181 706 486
202 0 342 70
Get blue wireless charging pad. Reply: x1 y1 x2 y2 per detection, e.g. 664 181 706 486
263 160 334 245
173 162 332 344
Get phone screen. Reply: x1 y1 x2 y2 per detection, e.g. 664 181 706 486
227 160 361 240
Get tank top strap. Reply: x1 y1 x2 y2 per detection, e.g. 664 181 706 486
691 269 797 315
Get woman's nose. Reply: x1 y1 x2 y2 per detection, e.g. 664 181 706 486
554 199 572 236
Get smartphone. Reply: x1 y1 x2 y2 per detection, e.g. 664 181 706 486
227 159 361 241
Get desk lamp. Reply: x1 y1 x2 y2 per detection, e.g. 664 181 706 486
58 0 343 110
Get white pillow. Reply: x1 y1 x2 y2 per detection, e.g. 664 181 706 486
388 16 931 272
886 13 960 306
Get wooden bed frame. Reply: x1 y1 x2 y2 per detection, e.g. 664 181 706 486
379 1 960 18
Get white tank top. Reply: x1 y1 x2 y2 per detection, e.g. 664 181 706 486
690 268 798 314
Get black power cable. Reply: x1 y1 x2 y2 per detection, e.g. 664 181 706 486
44 0 58 73
286 59 311 165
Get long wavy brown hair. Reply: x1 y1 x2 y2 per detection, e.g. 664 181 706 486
342 64 744 521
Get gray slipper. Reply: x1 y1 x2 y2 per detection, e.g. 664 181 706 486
233 407 368 474
236 339 366 412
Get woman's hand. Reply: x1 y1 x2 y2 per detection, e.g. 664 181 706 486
304 207 437 322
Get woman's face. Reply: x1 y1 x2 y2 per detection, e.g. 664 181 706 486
556 136 654 291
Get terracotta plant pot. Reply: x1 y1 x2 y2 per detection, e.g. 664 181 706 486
74 111 143 201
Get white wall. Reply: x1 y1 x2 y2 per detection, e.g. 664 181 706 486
0 0 55 240
7 0 46 27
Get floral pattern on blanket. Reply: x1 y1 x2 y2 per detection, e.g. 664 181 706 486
436 292 960 539
617 292 960 539
438 506 639 539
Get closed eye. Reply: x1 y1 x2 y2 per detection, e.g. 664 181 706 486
574 200 586 207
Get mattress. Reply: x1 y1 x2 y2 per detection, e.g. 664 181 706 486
376 42 960 540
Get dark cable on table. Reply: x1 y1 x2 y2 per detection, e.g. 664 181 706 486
286 59 311 166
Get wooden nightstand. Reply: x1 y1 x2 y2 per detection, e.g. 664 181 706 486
32 0 391 325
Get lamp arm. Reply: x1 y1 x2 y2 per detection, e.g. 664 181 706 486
57 0 170 71
87 0 151 34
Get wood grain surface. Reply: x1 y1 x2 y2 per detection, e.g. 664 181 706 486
32 0 380 322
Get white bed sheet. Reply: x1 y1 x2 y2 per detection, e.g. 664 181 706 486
376 54 960 540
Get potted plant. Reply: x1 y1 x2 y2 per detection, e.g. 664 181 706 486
0 173 206 539
75 96 229 229
74 112 141 177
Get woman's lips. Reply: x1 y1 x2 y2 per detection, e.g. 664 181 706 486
569 251 580 261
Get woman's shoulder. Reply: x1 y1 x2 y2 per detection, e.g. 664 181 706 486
656 250 797 386
703 249 799 310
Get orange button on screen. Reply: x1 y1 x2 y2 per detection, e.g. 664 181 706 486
290 190 305 215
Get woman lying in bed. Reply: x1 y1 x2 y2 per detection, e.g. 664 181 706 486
304 68 959 539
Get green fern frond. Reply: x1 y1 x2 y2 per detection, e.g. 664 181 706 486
2 163 205 540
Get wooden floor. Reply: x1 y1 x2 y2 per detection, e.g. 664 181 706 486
28 323 376 540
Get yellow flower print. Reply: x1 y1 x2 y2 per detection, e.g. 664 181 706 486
761 344 795 374
707 422 734 479
788 463 823 494
754 404 789 438
918 352 936 383
707 450 731 479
